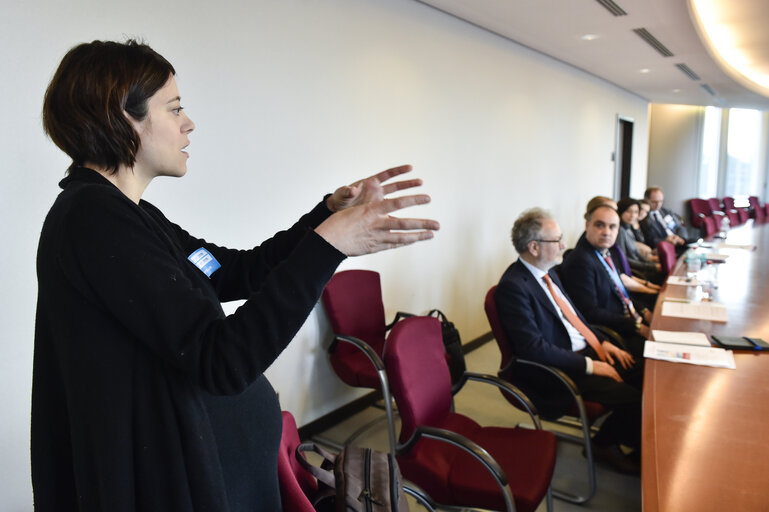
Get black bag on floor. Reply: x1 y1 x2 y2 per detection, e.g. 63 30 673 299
427 309 466 387
295 442 410 512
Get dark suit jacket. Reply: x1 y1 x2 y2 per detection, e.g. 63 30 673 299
641 207 687 247
560 234 639 335
495 259 597 375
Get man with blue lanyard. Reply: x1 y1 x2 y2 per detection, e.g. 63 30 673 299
561 204 653 357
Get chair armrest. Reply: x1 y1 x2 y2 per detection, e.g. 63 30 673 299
461 372 542 429
591 324 626 349
331 335 397 455
402 482 438 511
399 426 516 512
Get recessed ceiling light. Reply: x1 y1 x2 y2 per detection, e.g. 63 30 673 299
673 88 681 93
639 68 651 74
581 34 599 41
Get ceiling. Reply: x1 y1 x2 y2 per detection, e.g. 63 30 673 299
416 0 769 111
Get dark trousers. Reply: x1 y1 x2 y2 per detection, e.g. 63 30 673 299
572 345 643 448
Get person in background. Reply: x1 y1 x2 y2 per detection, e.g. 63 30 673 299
33 39 439 511
579 197 658 302
560 204 653 357
616 198 664 285
641 186 698 250
632 199 657 260
495 208 642 474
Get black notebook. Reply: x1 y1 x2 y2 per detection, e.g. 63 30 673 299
711 335 769 351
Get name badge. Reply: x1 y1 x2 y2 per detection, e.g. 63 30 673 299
187 248 221 278
663 214 676 229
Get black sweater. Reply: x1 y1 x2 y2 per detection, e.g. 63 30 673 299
32 168 345 511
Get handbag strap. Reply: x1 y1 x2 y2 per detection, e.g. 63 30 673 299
427 309 447 323
295 442 337 488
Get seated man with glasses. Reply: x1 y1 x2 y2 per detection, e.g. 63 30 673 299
495 208 642 475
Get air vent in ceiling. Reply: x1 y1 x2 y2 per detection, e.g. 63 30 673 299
676 63 701 81
633 28 674 57
595 0 627 16
701 84 717 96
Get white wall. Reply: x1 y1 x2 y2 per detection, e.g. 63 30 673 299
647 103 705 218
0 0 649 508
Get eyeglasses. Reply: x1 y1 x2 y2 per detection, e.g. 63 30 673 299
534 237 563 244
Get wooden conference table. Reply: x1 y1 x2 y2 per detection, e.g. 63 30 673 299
643 220 769 512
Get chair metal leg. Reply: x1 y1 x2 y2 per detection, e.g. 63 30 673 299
517 420 599 503
549 415 597 504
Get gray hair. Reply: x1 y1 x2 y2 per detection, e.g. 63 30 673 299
511 208 553 254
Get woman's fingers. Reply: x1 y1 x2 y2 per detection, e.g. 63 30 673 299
381 178 423 196
369 164 412 184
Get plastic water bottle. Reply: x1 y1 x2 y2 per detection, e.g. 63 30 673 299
685 250 701 279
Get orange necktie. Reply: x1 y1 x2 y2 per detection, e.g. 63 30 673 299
542 273 607 362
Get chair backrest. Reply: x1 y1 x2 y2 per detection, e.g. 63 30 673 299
689 198 710 228
484 286 514 379
657 241 677 275
708 197 722 212
277 411 318 512
384 316 453 444
722 196 736 210
725 208 740 226
702 215 718 238
322 270 388 381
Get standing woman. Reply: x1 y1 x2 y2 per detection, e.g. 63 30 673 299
33 40 438 511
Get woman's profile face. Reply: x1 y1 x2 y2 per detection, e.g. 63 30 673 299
129 75 195 179
621 204 639 225
638 204 650 221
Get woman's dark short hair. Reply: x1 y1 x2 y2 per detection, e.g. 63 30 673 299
43 39 175 174
617 197 640 217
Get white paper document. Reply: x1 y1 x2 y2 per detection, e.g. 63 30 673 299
651 330 712 346
666 275 701 287
718 243 757 251
644 341 736 369
705 253 729 261
661 301 728 322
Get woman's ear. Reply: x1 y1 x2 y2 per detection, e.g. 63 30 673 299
123 109 145 135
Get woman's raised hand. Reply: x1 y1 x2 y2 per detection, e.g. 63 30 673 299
326 164 423 212
316 165 439 257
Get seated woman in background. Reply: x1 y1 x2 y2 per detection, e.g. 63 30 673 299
33 39 439 512
617 198 664 285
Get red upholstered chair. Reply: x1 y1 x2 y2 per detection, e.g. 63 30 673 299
485 286 606 504
702 215 718 238
748 196 764 221
384 316 556 512
322 270 390 390
320 269 402 450
689 198 711 229
708 197 723 213
277 411 318 512
722 197 746 226
723 208 740 227
657 241 677 275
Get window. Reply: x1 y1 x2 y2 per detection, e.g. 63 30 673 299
697 107 768 206
724 108 763 207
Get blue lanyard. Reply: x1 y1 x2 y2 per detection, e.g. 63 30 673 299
595 250 630 299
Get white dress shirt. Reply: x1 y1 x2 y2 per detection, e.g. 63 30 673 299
519 258 593 374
